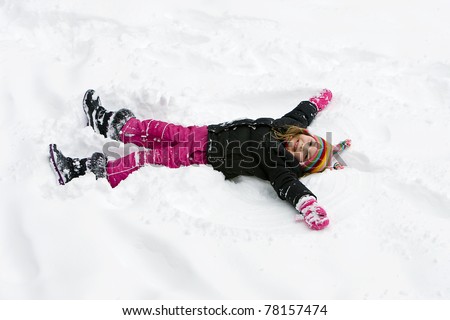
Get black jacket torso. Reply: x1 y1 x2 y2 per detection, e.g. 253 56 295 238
206 101 318 208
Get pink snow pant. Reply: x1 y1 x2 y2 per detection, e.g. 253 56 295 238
106 118 209 188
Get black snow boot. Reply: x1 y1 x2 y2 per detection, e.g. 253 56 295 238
49 144 107 185
83 89 135 140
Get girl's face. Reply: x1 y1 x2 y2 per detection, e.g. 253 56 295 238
285 134 318 163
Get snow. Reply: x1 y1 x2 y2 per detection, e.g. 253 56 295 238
1 0 450 299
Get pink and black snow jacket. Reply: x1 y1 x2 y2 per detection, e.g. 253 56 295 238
206 101 318 208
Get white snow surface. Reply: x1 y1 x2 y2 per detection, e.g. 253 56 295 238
1 0 450 299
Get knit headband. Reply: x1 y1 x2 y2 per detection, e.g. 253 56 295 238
301 131 350 174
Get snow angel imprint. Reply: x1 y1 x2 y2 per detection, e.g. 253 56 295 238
49 89 351 230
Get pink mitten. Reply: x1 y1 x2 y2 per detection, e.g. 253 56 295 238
296 196 330 230
332 139 352 170
309 89 333 112
333 139 352 153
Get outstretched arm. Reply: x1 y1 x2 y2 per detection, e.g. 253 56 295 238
269 167 315 206
266 167 330 231
274 89 333 128
260 144 330 231
277 101 318 128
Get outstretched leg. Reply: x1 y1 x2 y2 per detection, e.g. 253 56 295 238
106 131 208 188
83 89 207 150
119 118 207 149
49 140 208 188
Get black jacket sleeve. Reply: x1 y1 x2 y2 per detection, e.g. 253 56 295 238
267 166 316 208
260 137 316 208
273 101 318 128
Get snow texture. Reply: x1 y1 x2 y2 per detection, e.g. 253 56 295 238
1 0 450 299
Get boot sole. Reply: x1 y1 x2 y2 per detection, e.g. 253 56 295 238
49 144 66 185
83 89 95 127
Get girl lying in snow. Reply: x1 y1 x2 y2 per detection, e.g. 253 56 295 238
49 89 351 230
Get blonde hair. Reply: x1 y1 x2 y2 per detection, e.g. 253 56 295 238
272 125 310 142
